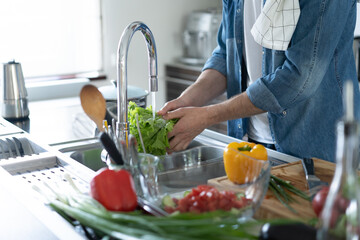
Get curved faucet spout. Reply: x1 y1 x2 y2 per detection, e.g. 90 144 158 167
116 21 158 143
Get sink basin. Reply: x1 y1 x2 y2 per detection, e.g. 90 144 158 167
61 139 227 198
69 147 107 171
62 138 224 172
157 146 226 194
59 131 226 171
57 129 297 174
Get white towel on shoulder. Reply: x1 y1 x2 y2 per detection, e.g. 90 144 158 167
251 0 300 51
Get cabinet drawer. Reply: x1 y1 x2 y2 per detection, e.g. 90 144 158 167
166 77 193 101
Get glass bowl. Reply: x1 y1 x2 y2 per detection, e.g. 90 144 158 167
135 145 270 219
221 146 270 217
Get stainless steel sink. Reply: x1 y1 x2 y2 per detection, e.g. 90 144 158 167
56 129 300 173
57 133 226 172
157 145 226 194
66 139 217 172
54 138 104 171
55 129 297 200
57 135 227 196
69 147 107 171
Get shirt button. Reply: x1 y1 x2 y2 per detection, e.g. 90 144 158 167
238 124 242 129
282 111 287 116
237 9 241 13
262 51 265 54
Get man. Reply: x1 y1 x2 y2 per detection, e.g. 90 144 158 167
158 0 360 162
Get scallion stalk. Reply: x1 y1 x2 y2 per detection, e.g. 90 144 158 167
268 175 311 213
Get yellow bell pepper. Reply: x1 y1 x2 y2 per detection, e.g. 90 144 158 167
223 141 268 184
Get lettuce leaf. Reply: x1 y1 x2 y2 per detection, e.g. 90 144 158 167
128 101 177 156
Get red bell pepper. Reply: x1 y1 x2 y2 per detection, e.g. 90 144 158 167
90 168 137 212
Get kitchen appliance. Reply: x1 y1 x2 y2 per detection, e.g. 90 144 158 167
1 60 29 119
180 9 222 65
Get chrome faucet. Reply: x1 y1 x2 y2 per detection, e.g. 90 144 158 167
116 21 158 143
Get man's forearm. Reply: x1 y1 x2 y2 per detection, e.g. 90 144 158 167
205 92 266 126
179 69 227 107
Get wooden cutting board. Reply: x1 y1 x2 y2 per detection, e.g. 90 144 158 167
208 158 336 220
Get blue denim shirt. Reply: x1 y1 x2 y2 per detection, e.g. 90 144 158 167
203 0 360 162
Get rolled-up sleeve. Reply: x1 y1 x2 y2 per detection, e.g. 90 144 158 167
246 0 354 114
203 46 227 77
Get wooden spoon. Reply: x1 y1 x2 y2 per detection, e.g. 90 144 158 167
80 84 106 132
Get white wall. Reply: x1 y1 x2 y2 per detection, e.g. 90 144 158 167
355 3 360 37
101 0 221 110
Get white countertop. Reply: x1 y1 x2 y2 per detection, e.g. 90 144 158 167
12 97 97 146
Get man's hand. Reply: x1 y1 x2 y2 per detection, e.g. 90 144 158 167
158 69 227 153
157 98 187 116
162 106 210 152
159 91 266 153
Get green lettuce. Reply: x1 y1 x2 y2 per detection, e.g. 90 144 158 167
128 101 177 156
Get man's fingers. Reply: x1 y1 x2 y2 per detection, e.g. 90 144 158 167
163 108 185 120
168 134 192 152
158 104 171 115
168 134 180 149
158 99 183 116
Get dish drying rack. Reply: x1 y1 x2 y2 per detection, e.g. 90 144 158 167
0 133 95 197
0 117 102 239
0 136 36 159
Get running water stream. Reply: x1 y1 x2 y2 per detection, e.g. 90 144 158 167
151 92 156 119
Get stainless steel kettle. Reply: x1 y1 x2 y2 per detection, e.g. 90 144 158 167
1 60 29 119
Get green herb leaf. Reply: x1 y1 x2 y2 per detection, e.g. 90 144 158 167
128 101 178 156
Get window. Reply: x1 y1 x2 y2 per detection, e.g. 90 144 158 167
0 0 102 80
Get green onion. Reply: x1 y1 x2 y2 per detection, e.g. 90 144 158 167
268 175 311 214
33 172 314 239
34 174 260 240
50 199 260 240
271 175 310 201
269 183 297 213
269 177 294 203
